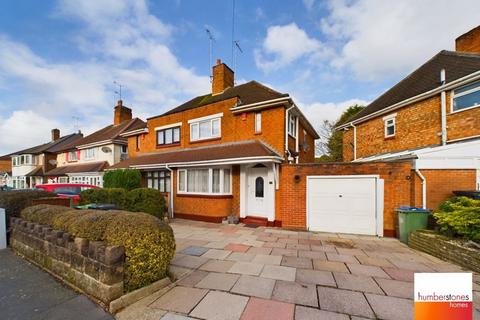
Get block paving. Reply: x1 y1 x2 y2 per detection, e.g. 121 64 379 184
117 219 480 320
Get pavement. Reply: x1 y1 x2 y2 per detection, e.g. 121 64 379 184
0 249 113 320
117 219 480 320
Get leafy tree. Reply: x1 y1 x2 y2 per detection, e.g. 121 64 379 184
103 169 142 191
316 104 365 162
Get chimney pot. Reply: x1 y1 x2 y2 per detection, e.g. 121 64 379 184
216 59 221 65
51 129 60 141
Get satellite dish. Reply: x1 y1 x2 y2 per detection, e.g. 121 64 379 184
49 159 57 165
101 146 112 153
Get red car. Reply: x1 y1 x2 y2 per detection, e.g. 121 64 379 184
35 183 99 204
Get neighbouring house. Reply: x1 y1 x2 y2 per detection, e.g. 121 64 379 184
111 59 319 224
337 25 480 210
10 129 83 189
0 154 12 187
45 101 145 186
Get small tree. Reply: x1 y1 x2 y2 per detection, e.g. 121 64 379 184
316 104 365 162
103 169 142 191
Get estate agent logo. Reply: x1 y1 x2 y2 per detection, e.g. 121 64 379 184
414 273 472 320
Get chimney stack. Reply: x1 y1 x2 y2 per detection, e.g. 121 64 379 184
114 100 132 125
51 128 60 141
455 25 480 54
212 59 234 95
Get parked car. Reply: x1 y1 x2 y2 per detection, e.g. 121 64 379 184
35 183 99 204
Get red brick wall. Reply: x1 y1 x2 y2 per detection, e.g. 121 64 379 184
0 159 11 172
342 92 480 161
455 25 480 54
276 162 413 236
419 169 477 209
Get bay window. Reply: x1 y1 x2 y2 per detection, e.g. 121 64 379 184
189 113 222 141
452 81 480 112
146 170 171 192
178 168 231 195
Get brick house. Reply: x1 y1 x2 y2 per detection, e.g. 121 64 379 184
45 102 145 186
111 59 319 225
0 154 12 187
337 26 480 210
9 129 83 189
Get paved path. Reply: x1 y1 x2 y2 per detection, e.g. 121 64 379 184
0 249 113 320
117 219 480 320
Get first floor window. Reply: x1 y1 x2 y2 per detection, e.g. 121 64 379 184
384 115 396 137
288 114 297 137
147 171 171 192
255 112 262 133
157 127 180 146
178 168 231 195
84 148 96 160
190 117 221 141
452 81 480 112
68 151 78 161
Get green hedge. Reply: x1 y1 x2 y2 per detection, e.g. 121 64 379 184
434 196 480 243
0 190 55 217
21 204 176 292
80 188 166 219
103 169 141 191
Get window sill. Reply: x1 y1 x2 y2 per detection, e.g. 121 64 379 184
156 142 180 149
288 133 297 139
384 135 396 140
176 193 233 199
190 137 221 144
254 131 262 135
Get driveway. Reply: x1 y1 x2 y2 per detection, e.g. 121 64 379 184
0 249 113 320
117 219 480 320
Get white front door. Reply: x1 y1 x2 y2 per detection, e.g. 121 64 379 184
247 167 269 217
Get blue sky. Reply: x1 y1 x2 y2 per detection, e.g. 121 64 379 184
0 0 479 155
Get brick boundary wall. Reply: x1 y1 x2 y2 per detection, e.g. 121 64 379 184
277 161 413 236
409 230 480 273
9 217 125 306
32 197 72 207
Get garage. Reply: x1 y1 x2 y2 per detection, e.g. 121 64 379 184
306 175 384 236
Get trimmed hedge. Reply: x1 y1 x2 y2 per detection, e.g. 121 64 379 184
103 169 141 191
80 188 166 219
0 190 55 217
21 204 176 291
434 196 480 243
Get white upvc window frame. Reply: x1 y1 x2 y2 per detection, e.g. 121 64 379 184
451 81 480 113
255 112 262 133
188 113 223 142
177 167 232 196
68 150 78 161
288 114 297 138
383 113 397 138
83 147 96 160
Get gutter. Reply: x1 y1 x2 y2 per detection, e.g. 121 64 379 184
415 168 427 209
285 105 294 163
230 96 291 112
337 69 480 130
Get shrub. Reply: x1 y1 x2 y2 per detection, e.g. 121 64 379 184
0 190 55 217
21 205 176 291
80 187 167 219
103 169 142 191
434 196 480 243
80 188 128 208
127 188 167 219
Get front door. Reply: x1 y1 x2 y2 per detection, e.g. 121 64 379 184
247 167 268 217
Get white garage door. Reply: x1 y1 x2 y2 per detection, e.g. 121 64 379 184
307 176 382 236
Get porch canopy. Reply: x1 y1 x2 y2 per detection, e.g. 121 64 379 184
45 161 109 176
109 140 284 170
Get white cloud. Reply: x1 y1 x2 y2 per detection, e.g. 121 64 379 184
0 0 210 154
255 23 324 72
0 110 62 152
321 0 480 80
